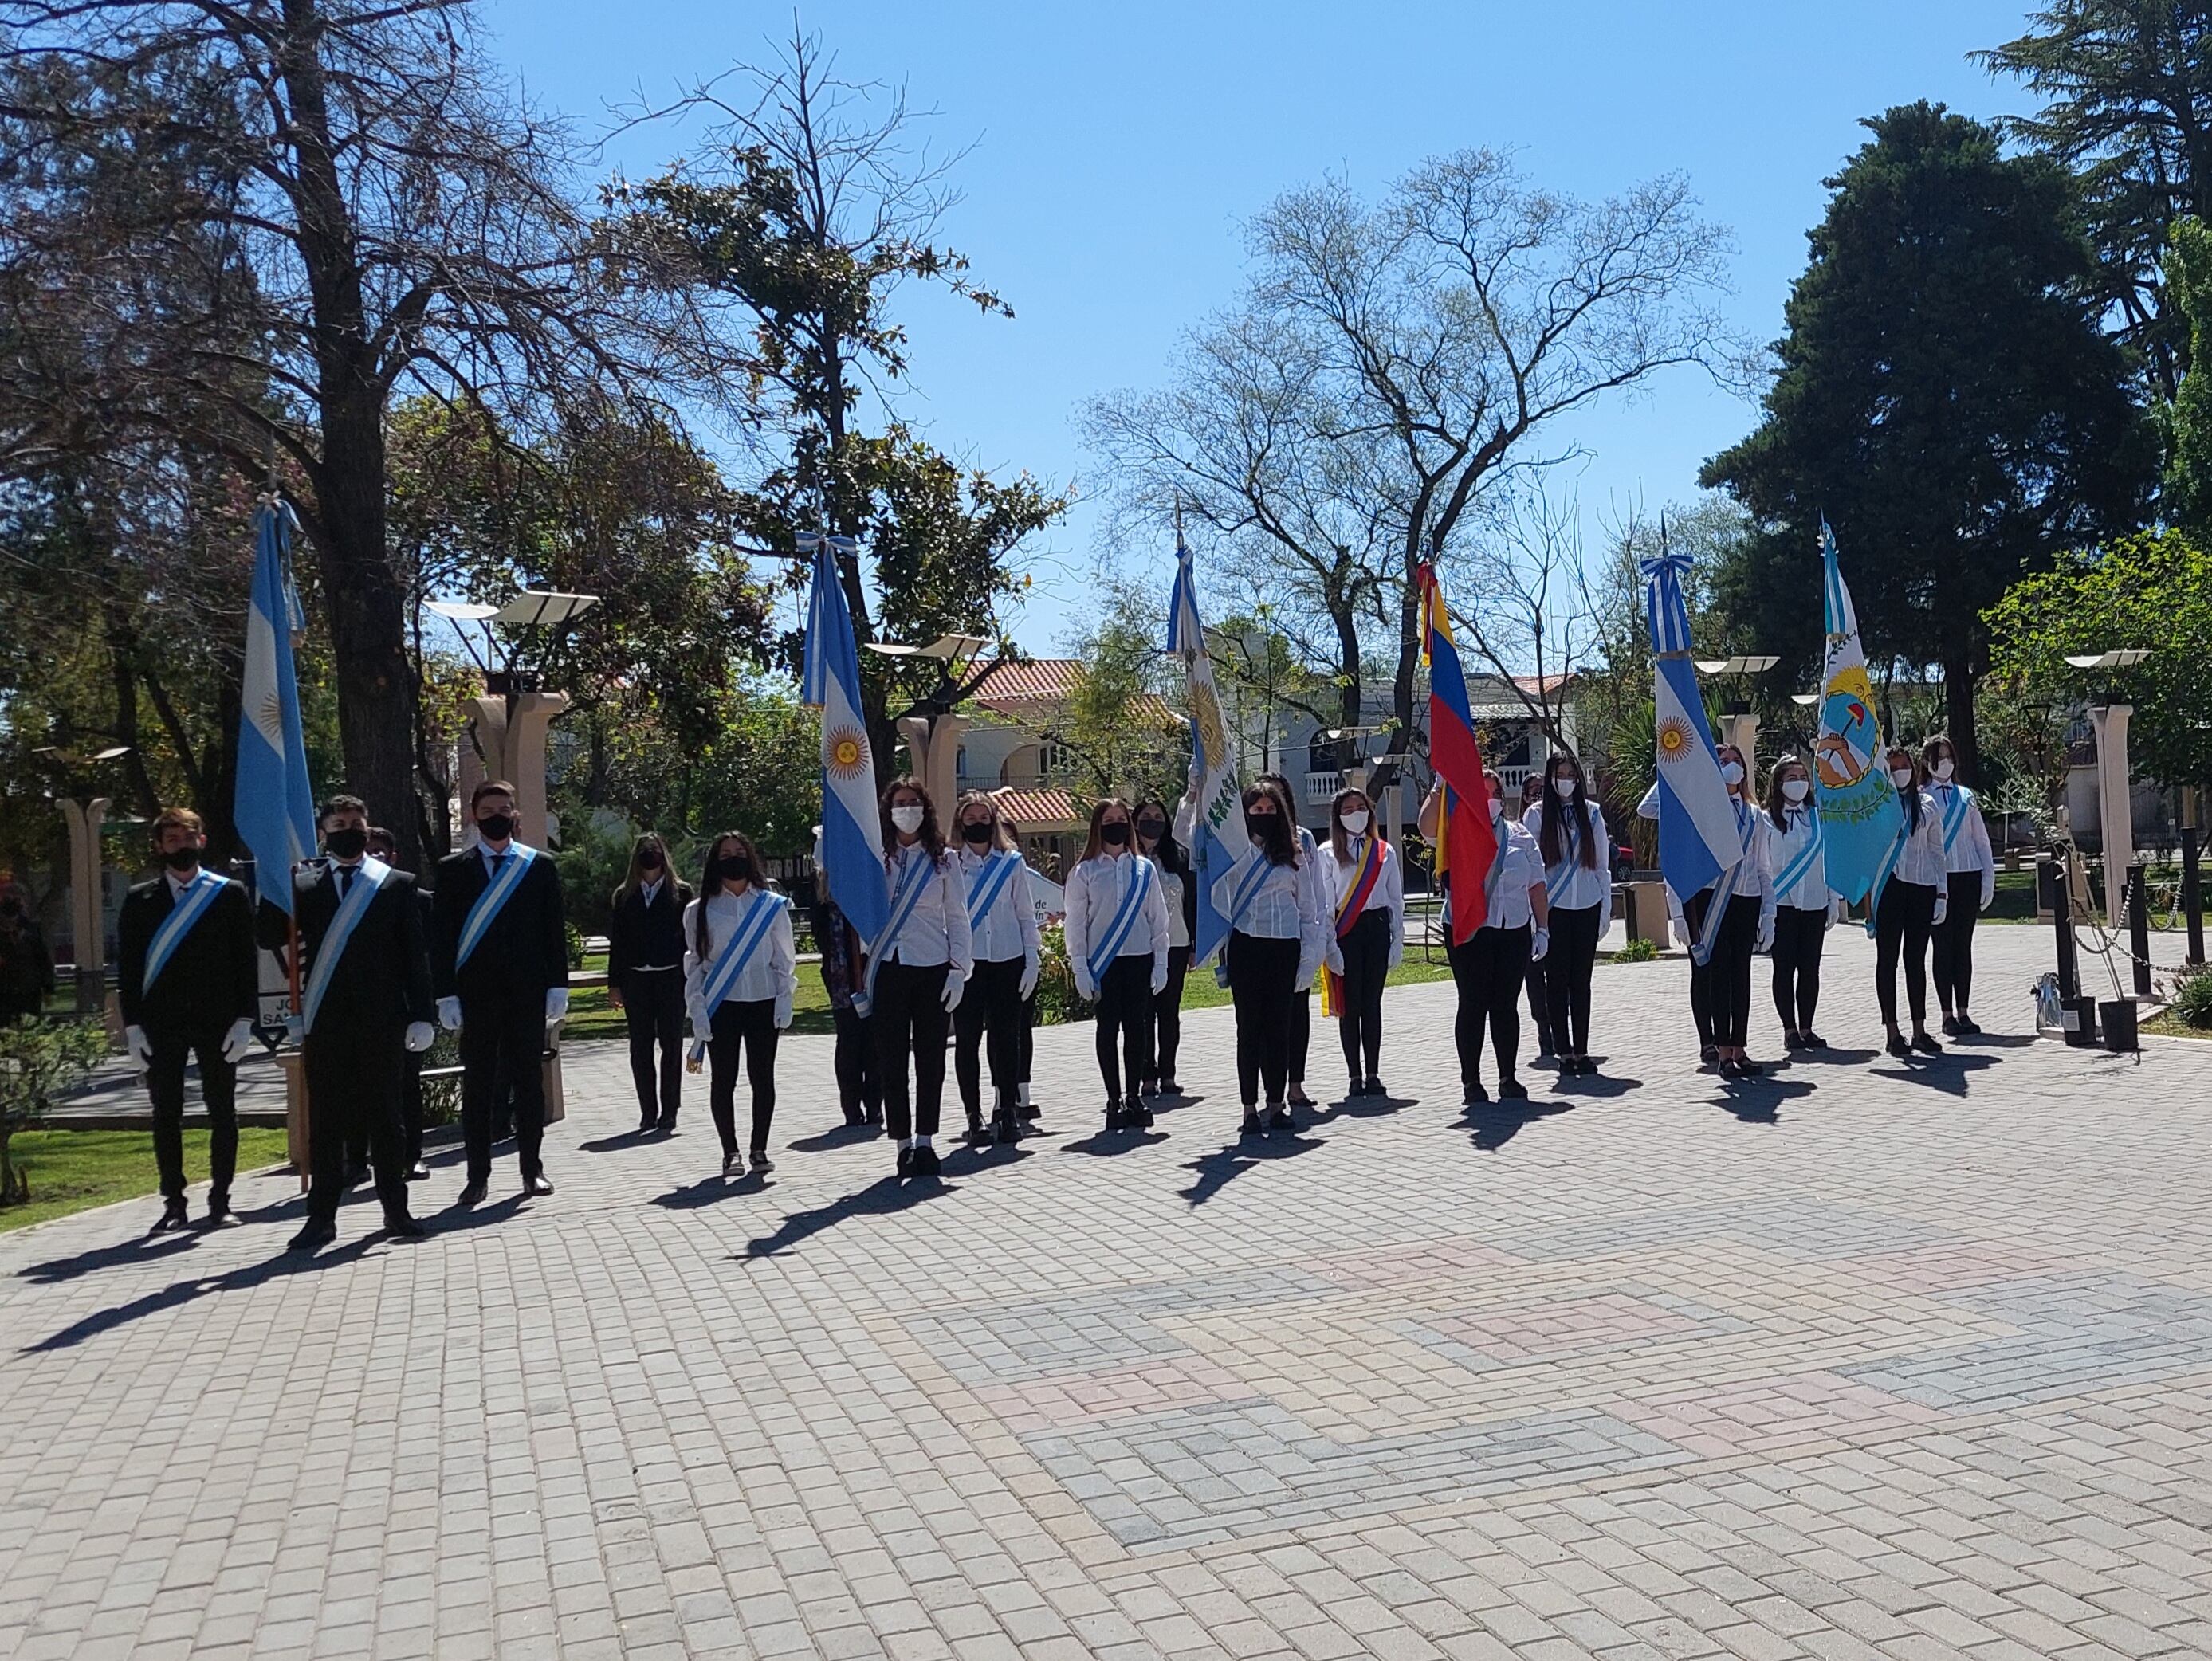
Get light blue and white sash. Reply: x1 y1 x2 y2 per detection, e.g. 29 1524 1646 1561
1086 855 1155 986
964 850 1023 929
700 889 788 1011
1864 817 1912 939
1226 850 1276 931
1481 828 1513 921
1691 799 1758 968
143 870 226 993
1772 807 1825 905
1542 811 1588 909
1936 783 1975 856
300 858 391 1035
859 850 940 1016
455 842 536 969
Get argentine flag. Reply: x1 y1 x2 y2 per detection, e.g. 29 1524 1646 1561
1166 537 1249 966
1643 548 1741 906
800 534 889 948
235 501 316 917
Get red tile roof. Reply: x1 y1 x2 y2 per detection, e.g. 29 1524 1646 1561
983 786 1086 830
968 659 1179 730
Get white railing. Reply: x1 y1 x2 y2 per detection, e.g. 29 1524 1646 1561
1303 769 1344 804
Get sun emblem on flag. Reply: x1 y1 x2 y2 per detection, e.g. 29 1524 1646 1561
1656 715 1695 763
826 725 869 779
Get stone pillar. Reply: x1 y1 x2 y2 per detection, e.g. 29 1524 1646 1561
1723 712 1761 793
895 713 968 815
58 797 109 1015
466 691 571 848
2091 703 2135 925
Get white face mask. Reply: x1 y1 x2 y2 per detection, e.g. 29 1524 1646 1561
1719 760 1745 787
1340 809 1369 835
1933 759 1955 781
890 803 925 834
1487 794 1504 820
1889 767 1915 789
1781 778 1810 803
1551 776 1577 798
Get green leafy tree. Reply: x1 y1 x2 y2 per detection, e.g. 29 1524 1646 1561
2163 216 2212 532
1702 103 2157 781
1037 585 1189 804
0 1016 107 1206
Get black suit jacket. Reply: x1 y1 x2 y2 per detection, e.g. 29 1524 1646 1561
259 861 434 1035
607 879 693 980
118 873 257 1034
430 846 570 1007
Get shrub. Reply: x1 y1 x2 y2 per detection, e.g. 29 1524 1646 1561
1032 921 1094 1027
0 1015 108 1204
1613 936 1660 964
2173 967 2212 1031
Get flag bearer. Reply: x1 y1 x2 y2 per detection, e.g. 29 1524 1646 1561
1133 798 1197 1098
1871 748 1950 1058
1214 783 1326 1134
1425 773 1549 1104
1524 755 1610 1077
1920 735 1997 1035
1761 757 1843 1050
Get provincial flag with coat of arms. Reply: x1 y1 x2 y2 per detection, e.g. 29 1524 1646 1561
1811 520 1902 904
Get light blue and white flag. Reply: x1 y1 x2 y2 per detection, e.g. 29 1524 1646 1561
800 532 889 950
1166 536 1250 966
236 500 316 917
1642 545 1742 920
1812 522 1901 905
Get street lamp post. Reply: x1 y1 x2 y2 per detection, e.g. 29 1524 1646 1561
1694 655 1780 790
33 744 132 1017
428 591 600 850
2065 649 2151 929
866 632 994 808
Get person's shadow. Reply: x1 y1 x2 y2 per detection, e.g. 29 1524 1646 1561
1060 1126 1169 1156
1314 1091 1412 1124
785 1121 881 1153
1460 1097 1573 1152
1870 1054 1996 1098
580 1125 658 1154
17 1230 203 1286
1178 1131 1318 1206
651 1169 768 1210
1548 1068 1642 1100
1788 1046 1880 1066
1711 1077 1816 1124
739 1174 952 1259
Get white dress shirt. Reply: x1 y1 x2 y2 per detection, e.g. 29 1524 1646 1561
1321 836 1405 970
878 842 975 979
1436 819 1545 933
1149 858 1192 950
1762 805 1838 913
1637 783 1769 907
957 845 1042 966
1212 846 1328 983
1926 779 1997 897
682 887 799 1027
1063 849 1172 983
1890 793 1950 889
1522 800 1613 924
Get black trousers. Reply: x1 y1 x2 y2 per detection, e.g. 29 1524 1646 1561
1770 905 1828 1033
1685 890 1760 1049
1544 903 1602 1056
622 968 686 1125
1093 954 1155 1102
459 995 548 1183
1447 924 1530 1086
1523 949 1554 1052
1932 870 1981 1013
831 1003 879 1121
146 1024 237 1204
1876 879 1938 1027
1334 909 1391 1082
1287 986 1310 1085
400 1051 425 1168
873 960 949 1139
1019 991 1035 1086
305 1027 410 1225
954 956 1026 1115
708 998 777 1156
1151 944 1191 1082
1227 932 1301 1106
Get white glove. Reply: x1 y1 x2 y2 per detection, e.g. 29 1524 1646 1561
1294 965 1315 995
773 996 792 1031
1325 945 1344 976
544 988 569 1025
437 996 462 1031
124 1024 152 1074
222 1018 254 1064
1075 972 1098 1003
1754 914 1775 953
404 1021 435 1054
941 976 965 1014
1018 953 1039 1001
1672 917 1692 949
1529 927 1550 962
1150 961 1168 995
1933 894 1949 927
284 1014 305 1046
1981 878 1996 913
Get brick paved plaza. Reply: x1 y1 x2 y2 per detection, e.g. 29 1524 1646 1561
4 926 2210 1661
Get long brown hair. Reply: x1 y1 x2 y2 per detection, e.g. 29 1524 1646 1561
953 791 1017 854
1241 783 1299 866
1327 787 1385 864
880 776 945 861
693 830 762 960
1080 795 1136 863
1534 753 1600 870
615 831 675 907
1887 747 1924 834
1764 754 1812 833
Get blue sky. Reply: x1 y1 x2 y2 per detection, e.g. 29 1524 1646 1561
484 0 2041 654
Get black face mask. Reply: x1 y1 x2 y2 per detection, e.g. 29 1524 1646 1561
1100 821 1131 847
1137 818 1165 841
717 856 752 883
163 846 201 871
960 822 993 845
638 850 663 872
477 813 515 843
1244 813 1276 840
324 827 367 860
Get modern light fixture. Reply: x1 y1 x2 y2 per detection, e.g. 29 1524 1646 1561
1694 654 1782 676
2064 649 2150 670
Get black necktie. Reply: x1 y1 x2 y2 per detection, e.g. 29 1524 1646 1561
491 851 507 882
336 866 352 902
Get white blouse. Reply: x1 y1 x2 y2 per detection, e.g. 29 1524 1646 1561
1926 780 1997 885
1636 783 1770 903
1440 819 1547 933
1212 846 1327 980
878 842 975 977
1321 837 1405 969
1063 850 1172 978
1889 793 1950 889
956 846 1041 965
1762 804 1837 912
1522 800 1613 921
1147 858 1191 950
682 889 799 1027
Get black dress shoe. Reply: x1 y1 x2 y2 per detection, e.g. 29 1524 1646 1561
1911 1031 1944 1055
657 1117 679 1135
1267 1105 1294 1133
965 1116 992 1146
406 1161 431 1182
748 1149 773 1174
1801 1031 1828 1049
1104 1098 1127 1130
1240 1106 1263 1134
457 1180 488 1207
896 1145 914 1176
1365 1076 1386 1097
1939 1013 1960 1036
522 1174 555 1196
1699 1046 1720 1072
382 1214 428 1240
1885 1032 1911 1058
1158 1078 1182 1097
288 1220 337 1251
1735 1058 1765 1078
1126 1098 1155 1129
151 1200 190 1235
721 1149 741 1175
1784 1031 1805 1050
908 1143 941 1178
1464 1081 1489 1105
843 1105 866 1126
1958 1015 1982 1035
205 1196 236 1227
1495 1076 1529 1100
638 1115 658 1134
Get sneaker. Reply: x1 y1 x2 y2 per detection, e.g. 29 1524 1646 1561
1885 1032 1911 1058
1940 1013 1961 1036
1911 1031 1944 1055
749 1149 774 1174
1105 1098 1127 1130
638 1113 658 1134
1240 1106 1262 1135
722 1149 741 1176
1699 1046 1719 1072
992 1109 1020 1145
1365 1076 1386 1098
151 1199 189 1235
406 1161 431 1182
1801 1031 1828 1049
457 1180 488 1207
1464 1081 1489 1105
1267 1105 1294 1133
1784 1031 1805 1050
1287 1086 1314 1109
909 1143 941 1179
287 1219 336 1252
1495 1076 1529 1100
205 1196 236 1227
965 1116 992 1147
1958 1015 1982 1035
382 1214 428 1241
1158 1078 1182 1097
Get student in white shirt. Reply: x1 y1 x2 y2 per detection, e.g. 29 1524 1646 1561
875 779 974 1178
950 793 1040 1145
1524 754 1611 1077
1213 783 1326 1133
1134 798 1197 1097
1760 756 1844 1050
1423 771 1549 1104
1320 786 1403 1098
1517 772 1558 1060
1255 772 1325 1107
1873 747 1950 1058
1064 796 1173 1130
1919 734 1997 1035
682 830 798 1176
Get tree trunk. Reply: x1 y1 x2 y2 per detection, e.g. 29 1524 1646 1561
1943 642 1980 787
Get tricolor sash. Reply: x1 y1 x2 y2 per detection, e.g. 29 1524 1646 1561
1691 800 1758 968
455 842 536 969
700 889 787 1011
964 850 1024 930
300 858 391 1035
859 850 940 1016
143 870 226 994
1086 855 1155 986
1936 783 1976 856
1772 807 1825 905
1334 837 1385 938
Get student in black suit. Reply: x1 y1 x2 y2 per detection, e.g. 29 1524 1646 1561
117 807 258 1231
366 826 435 1180
430 779 570 1206
606 832 693 1133
263 796 435 1250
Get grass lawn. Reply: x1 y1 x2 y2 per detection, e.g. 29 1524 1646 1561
0 1128 291 1235
2142 1011 2211 1041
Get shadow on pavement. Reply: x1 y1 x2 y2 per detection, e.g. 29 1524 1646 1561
16 1229 204 1286
1869 1054 1996 1097
1549 1071 1642 1100
1711 1077 1816 1124
580 1126 659 1153
1786 1047 1881 1066
652 1168 768 1209
1459 1098 1573 1152
740 1174 953 1259
1179 1131 1318 1207
1060 1128 1169 1156
786 1121 882 1153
